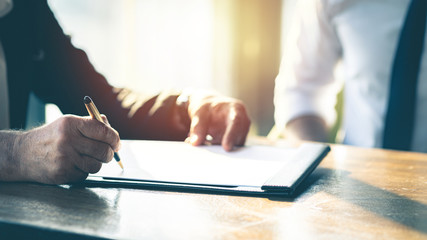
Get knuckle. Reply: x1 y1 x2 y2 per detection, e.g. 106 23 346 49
97 123 110 136
232 107 250 124
193 103 210 116
201 101 212 109
57 115 74 131
55 116 79 145
98 124 118 142
94 123 120 150
234 102 247 113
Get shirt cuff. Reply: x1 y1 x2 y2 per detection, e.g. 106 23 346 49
274 89 337 133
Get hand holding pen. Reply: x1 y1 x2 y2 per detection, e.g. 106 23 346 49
84 96 124 169
9 104 121 184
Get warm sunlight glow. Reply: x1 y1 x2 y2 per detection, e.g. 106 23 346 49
49 0 215 94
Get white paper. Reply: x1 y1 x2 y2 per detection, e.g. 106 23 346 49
92 140 297 187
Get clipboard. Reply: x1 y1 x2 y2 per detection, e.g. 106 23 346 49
84 140 330 197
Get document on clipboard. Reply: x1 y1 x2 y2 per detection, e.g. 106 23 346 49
85 140 330 197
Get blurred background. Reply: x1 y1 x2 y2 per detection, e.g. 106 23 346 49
33 0 297 136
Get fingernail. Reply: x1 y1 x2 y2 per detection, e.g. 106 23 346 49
189 135 198 145
224 144 232 152
205 134 213 142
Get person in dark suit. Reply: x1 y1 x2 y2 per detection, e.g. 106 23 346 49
0 0 250 184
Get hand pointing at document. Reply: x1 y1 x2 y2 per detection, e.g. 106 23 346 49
174 91 251 152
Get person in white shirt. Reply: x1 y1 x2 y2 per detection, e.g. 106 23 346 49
274 0 427 152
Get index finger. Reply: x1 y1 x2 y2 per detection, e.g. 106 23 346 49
221 109 250 151
77 117 121 152
187 106 211 146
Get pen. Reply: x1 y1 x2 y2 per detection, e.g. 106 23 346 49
83 96 124 169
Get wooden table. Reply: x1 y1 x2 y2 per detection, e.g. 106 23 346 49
0 141 426 239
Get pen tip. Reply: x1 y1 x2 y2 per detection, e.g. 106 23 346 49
118 160 124 170
83 96 92 104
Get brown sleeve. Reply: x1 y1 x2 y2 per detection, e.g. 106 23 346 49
109 88 190 140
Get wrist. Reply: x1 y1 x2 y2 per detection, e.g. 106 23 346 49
11 130 25 170
0 130 25 181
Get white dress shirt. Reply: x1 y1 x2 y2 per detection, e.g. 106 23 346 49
0 0 12 130
274 0 427 152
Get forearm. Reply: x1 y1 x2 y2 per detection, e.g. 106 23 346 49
0 130 24 182
286 115 329 143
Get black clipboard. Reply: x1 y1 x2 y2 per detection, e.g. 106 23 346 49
83 141 330 197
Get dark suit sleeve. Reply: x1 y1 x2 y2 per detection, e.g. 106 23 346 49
30 0 189 140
